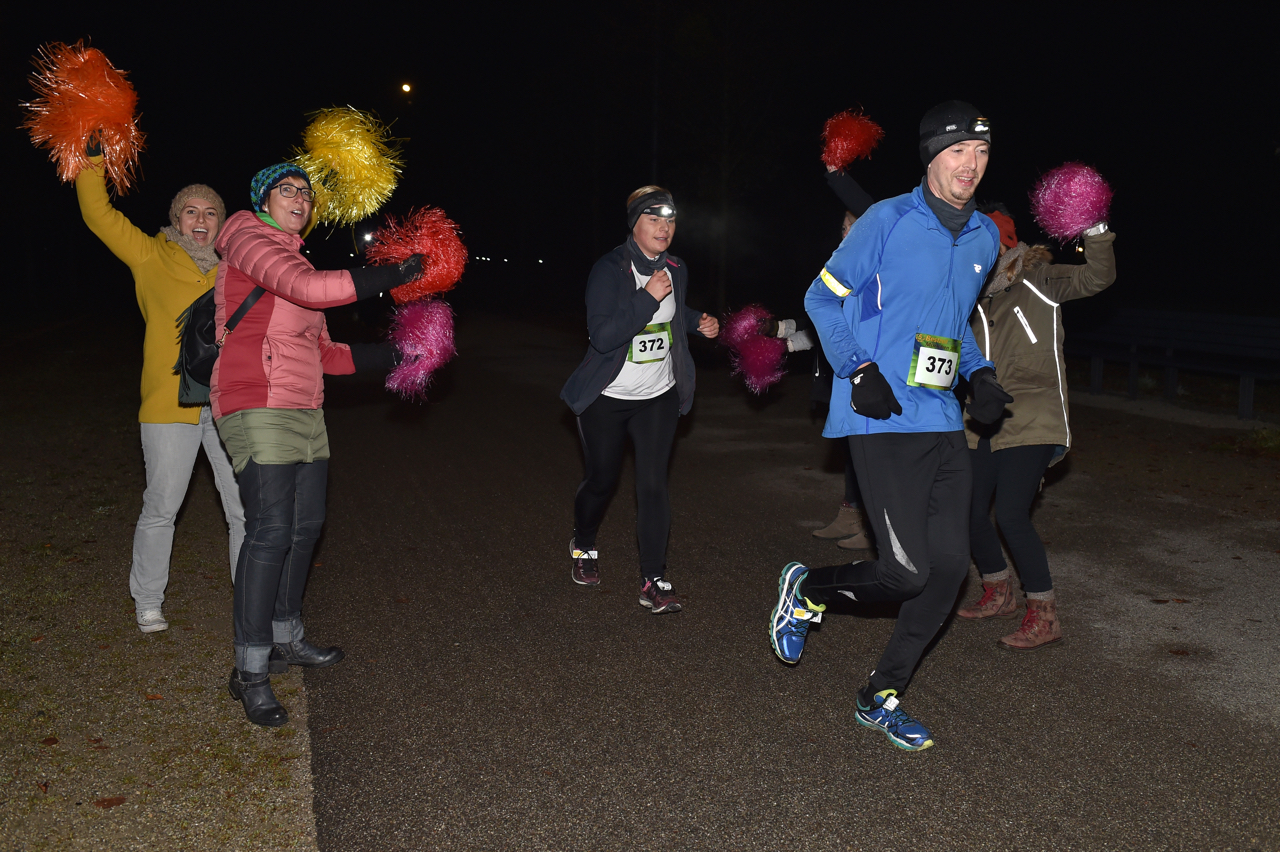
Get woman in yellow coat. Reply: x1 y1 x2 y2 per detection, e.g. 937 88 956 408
75 155 245 633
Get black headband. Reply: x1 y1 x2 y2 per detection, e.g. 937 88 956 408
627 191 676 230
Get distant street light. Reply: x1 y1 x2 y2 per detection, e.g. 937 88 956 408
402 84 411 93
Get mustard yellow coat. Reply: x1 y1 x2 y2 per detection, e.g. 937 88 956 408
76 161 216 424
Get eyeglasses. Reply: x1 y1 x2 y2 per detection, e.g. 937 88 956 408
274 184 315 201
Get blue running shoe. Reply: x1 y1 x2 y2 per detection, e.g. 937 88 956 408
769 562 825 664
855 689 934 751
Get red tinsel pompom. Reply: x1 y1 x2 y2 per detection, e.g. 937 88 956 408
720 305 788 394
821 110 884 171
22 42 144 194
365 207 468 305
386 298 457 401
1030 162 1113 242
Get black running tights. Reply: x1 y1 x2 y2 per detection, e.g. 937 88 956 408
800 431 972 693
573 388 679 579
969 437 1057 593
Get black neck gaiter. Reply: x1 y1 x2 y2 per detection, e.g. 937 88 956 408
627 234 668 275
921 177 976 242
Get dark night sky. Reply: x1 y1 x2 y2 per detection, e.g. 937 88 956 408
8 6 1276 328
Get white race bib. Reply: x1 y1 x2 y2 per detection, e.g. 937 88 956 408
907 333 960 390
628 322 672 364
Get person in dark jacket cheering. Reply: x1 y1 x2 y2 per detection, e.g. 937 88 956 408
769 101 1011 751
561 186 718 614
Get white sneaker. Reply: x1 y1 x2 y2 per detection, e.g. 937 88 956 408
136 609 169 634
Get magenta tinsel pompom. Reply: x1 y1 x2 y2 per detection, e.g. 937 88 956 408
1030 162 1113 242
721 304 772 349
720 305 787 394
732 336 788 394
365 207 468 305
821 110 884 170
386 298 456 401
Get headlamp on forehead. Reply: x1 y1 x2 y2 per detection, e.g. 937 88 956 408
940 117 991 135
642 204 676 219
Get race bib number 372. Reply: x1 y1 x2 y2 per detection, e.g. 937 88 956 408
907 333 960 390
628 322 672 364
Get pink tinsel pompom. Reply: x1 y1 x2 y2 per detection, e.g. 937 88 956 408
720 305 787 394
365 207 468 305
386 298 456 401
733 336 788 395
821 110 884 171
721 304 771 349
1030 162 1113 242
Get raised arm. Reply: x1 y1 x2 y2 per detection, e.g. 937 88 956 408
826 168 874 218
1036 227 1117 303
75 156 153 268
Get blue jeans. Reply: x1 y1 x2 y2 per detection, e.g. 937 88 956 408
233 459 328 670
131 407 245 612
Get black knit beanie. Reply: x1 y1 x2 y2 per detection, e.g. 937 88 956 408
919 101 990 166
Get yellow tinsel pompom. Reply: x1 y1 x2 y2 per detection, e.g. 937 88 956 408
293 107 402 226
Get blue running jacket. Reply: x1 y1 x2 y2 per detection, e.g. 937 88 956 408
806 184 1000 438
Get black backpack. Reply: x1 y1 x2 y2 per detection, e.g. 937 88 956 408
173 285 266 405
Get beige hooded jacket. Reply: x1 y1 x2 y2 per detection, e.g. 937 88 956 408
965 229 1117 460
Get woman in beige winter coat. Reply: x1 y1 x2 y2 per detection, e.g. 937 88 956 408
955 206 1116 649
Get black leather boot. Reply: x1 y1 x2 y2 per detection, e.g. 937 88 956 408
268 639 346 673
227 668 288 727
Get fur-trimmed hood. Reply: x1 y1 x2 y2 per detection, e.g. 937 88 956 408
982 241 1053 296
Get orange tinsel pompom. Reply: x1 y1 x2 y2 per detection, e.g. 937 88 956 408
22 42 144 194
821 110 883 171
365 208 468 305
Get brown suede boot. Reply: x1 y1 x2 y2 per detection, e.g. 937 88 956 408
813 504 865 539
999 595 1062 650
956 574 1018 619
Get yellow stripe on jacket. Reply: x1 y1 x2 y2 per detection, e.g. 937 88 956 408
819 267 851 297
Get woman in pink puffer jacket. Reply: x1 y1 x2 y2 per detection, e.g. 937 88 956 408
212 163 422 727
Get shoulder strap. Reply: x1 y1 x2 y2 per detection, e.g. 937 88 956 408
226 286 266 332
216 286 266 347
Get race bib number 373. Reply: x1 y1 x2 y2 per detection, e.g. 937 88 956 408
907 333 960 390
628 321 672 364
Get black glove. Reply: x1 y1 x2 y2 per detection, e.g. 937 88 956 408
848 362 902 420
966 367 1013 424
757 318 796 339
349 254 425 301
349 341 400 373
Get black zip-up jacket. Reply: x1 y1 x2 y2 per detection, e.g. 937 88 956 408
561 243 707 416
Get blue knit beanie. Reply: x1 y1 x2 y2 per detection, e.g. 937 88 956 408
250 163 311 210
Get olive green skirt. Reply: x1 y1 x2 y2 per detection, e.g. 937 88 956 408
215 408 330 474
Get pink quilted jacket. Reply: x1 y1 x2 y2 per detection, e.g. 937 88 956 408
210 211 359 419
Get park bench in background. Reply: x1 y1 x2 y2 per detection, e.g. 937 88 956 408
1064 310 1280 420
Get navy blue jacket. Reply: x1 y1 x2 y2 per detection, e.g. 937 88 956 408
561 244 705 416
805 184 999 437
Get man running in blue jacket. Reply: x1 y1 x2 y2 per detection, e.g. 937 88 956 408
770 101 1013 751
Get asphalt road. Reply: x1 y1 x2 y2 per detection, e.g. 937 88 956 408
298 313 1279 852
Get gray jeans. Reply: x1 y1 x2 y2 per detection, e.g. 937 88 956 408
130 407 245 611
